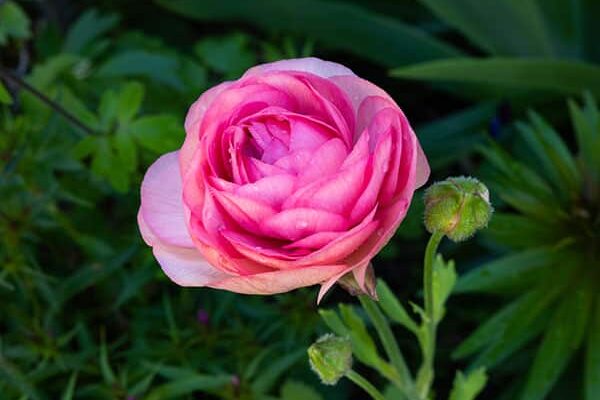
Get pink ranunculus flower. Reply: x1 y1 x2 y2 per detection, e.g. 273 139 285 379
138 57 429 301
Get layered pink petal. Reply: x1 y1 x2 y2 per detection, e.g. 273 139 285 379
154 244 231 286
140 152 194 248
209 264 349 295
181 82 233 174
262 208 348 241
243 57 355 79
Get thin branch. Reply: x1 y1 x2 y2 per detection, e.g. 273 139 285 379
0 65 95 135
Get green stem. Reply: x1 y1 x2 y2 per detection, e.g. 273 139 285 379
0 65 95 136
359 295 417 398
346 370 386 400
416 231 444 399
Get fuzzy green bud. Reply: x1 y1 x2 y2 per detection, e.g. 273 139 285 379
424 176 492 242
307 334 352 385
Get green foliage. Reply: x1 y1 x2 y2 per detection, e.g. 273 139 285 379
456 95 600 399
0 1 30 45
391 58 600 98
2 1 599 399
156 0 461 67
316 254 486 400
0 81 11 104
448 368 487 400
0 6 328 399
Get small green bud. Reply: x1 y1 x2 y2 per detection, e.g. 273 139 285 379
307 334 352 385
424 176 493 242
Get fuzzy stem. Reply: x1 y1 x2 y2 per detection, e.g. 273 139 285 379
346 370 386 400
416 231 444 399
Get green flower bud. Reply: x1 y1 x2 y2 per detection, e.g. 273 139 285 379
307 334 352 385
424 176 493 242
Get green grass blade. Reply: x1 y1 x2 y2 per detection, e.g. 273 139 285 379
521 280 594 400
392 58 600 98
585 294 600 400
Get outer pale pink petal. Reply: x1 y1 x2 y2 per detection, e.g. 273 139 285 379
415 141 430 188
140 151 194 248
181 82 233 173
329 75 395 116
317 267 353 304
243 57 355 79
153 244 231 286
209 264 349 295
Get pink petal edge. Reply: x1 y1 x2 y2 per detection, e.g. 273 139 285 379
140 151 194 248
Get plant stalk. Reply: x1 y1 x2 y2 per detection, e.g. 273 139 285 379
0 65 95 135
346 370 386 400
416 231 444 399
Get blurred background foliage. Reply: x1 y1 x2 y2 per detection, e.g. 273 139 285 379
0 0 598 399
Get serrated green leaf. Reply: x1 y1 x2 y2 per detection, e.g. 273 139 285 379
449 368 487 400
521 281 594 400
392 58 600 98
117 81 145 123
98 89 118 129
130 114 183 153
195 33 257 79
432 254 457 323
91 136 130 191
339 304 381 368
585 294 600 400
113 131 137 173
157 0 461 68
63 9 119 54
280 380 323 400
376 280 418 334
96 51 183 90
0 1 31 45
455 248 557 294
72 136 98 160
27 54 80 89
60 88 100 131
0 81 11 105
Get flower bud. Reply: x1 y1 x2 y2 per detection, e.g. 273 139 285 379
424 177 492 242
308 334 352 385
338 263 378 300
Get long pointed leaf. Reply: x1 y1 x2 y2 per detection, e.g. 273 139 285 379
392 58 600 98
455 248 557 294
156 0 461 67
418 0 554 56
521 280 593 400
585 294 600 400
